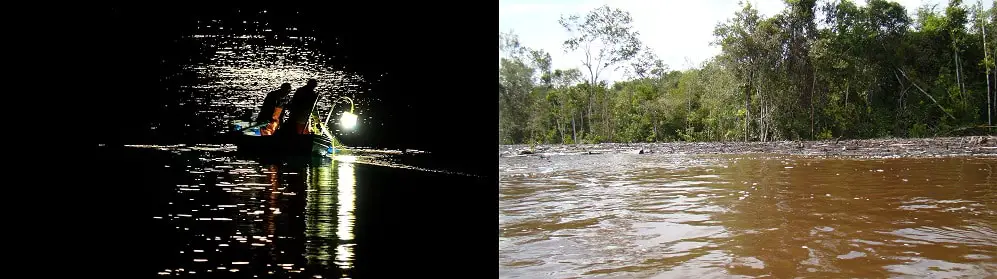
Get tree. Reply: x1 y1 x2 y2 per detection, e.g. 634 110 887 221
560 5 645 141
498 1 995 146
627 47 666 79
499 31 536 144
714 1 762 141
560 5 643 87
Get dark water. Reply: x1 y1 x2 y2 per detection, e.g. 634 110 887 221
138 16 483 171
98 145 490 278
499 153 997 278
149 147 359 277
152 19 372 143
85 15 493 277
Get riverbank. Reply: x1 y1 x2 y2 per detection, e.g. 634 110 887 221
500 136 997 158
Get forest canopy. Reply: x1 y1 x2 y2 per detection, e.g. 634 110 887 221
499 0 997 145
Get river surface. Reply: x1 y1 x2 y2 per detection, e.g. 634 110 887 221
99 144 489 278
95 16 492 277
499 153 997 278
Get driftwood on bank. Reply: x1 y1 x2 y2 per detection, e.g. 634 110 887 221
501 136 997 159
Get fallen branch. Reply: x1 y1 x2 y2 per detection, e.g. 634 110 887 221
896 68 956 120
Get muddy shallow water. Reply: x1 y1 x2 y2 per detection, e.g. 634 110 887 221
499 153 996 278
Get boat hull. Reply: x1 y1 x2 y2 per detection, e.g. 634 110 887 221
232 133 340 158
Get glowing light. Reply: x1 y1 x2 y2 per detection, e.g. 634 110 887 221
340 112 358 130
334 155 357 163
325 96 359 133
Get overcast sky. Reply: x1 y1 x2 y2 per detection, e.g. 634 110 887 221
499 0 994 83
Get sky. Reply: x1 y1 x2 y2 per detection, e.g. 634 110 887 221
499 0 994 83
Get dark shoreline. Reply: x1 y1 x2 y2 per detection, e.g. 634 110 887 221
500 136 997 159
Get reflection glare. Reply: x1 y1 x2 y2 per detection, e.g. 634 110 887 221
153 145 365 277
267 165 280 237
334 155 357 164
303 160 357 276
305 163 334 266
335 161 357 271
158 16 375 142
148 12 382 278
337 162 356 241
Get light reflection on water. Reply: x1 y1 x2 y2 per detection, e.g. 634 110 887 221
335 161 356 270
155 148 357 278
151 18 370 276
304 155 357 276
157 18 375 140
499 154 997 278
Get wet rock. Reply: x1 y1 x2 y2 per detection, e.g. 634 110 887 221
518 150 534 155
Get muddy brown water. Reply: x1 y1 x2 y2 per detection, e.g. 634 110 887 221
499 153 997 278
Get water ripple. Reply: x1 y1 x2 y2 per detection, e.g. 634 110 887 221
500 154 997 278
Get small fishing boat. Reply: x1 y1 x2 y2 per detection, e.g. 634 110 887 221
231 127 343 157
230 94 358 158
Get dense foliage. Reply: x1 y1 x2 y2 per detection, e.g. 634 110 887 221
499 0 996 145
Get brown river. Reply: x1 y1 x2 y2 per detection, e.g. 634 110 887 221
499 153 997 278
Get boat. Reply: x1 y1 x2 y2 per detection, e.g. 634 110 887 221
230 94 357 158
231 127 343 157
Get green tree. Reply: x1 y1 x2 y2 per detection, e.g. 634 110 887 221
560 5 645 142
498 1 995 146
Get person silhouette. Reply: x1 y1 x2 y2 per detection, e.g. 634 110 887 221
279 79 320 135
257 83 293 136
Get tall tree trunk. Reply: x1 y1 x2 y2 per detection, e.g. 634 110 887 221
955 48 965 108
579 106 584 137
745 72 751 142
555 112 564 144
811 65 817 139
959 50 969 107
587 91 594 138
757 81 764 142
845 80 850 105
605 98 611 142
982 2 992 129
763 82 769 142
555 102 564 144
685 81 692 130
572 112 577 143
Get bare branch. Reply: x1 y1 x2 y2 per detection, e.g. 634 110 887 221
896 67 956 120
